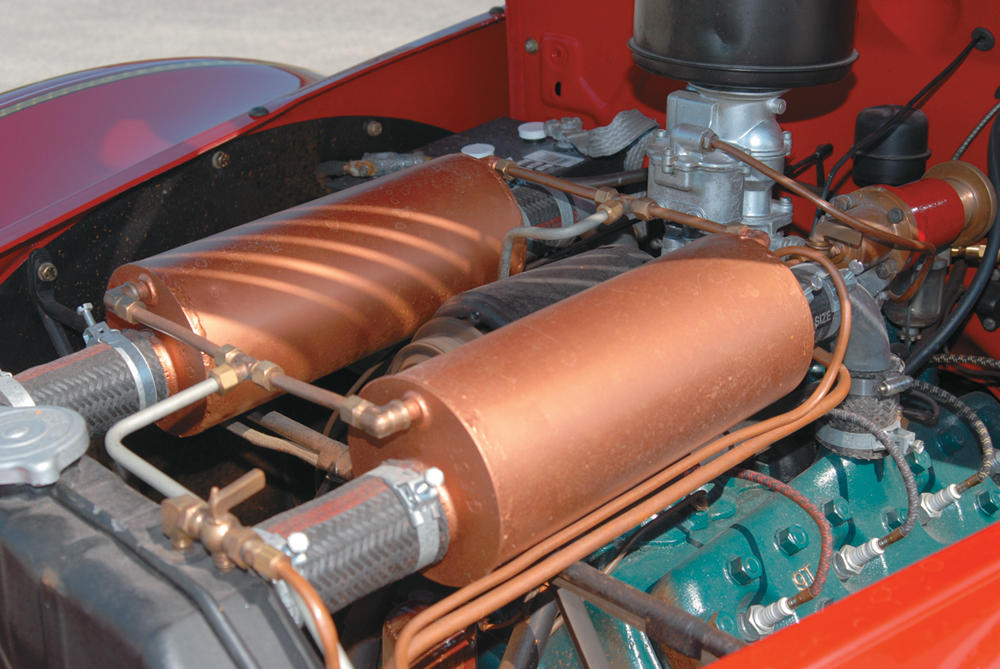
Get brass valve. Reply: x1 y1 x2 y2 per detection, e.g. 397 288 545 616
162 468 288 578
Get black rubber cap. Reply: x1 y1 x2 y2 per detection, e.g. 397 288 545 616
973 27 995 51
852 105 930 188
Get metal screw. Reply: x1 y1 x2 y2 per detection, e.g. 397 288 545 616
984 317 998 331
809 363 826 376
248 106 269 118
885 508 908 530
211 151 230 169
287 532 310 554
887 207 905 224
980 409 999 430
824 498 852 526
366 120 383 137
524 38 539 54
424 467 445 487
729 555 762 585
976 490 1000 516
831 195 853 212
876 263 893 280
776 525 809 555
940 426 967 453
906 448 932 474
36 262 58 282
849 259 864 275
76 303 96 327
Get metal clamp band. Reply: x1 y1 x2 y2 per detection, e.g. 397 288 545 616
84 322 158 410
0 371 34 408
376 464 445 570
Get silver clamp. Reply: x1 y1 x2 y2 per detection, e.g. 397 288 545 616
817 419 916 456
0 370 34 408
377 464 446 569
84 322 158 410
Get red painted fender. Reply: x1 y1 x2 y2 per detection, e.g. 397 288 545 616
0 58 319 282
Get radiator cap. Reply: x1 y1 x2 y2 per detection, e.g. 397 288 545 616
0 406 89 487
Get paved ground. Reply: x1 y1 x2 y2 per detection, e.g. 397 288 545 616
0 1 500 93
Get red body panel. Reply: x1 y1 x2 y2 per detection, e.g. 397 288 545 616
2 3 1000 665
0 59 318 282
0 12 508 284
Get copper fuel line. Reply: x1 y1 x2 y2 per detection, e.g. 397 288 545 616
709 137 938 303
484 156 729 235
390 247 853 667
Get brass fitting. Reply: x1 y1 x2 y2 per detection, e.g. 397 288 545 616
103 284 145 324
209 363 242 394
593 187 619 204
213 344 243 367
951 243 999 263
630 197 657 221
250 360 285 391
596 199 624 223
492 158 518 180
340 395 422 439
161 469 284 577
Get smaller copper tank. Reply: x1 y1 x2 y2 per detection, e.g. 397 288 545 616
107 154 525 435
350 234 815 586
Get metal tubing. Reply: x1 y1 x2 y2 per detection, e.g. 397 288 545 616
498 210 610 279
352 233 815 585
554 562 745 658
104 378 221 499
554 588 613 669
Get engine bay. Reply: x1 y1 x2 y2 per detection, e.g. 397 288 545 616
2 2 1000 669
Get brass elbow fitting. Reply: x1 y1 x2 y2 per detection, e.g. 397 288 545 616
341 395 423 439
104 284 145 324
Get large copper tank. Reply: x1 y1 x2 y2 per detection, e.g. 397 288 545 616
108 154 526 435
350 234 815 585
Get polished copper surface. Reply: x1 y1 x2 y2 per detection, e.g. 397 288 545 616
350 234 815 586
107 154 525 435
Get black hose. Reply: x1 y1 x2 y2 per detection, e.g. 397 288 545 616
49 483 263 669
905 113 1000 374
826 409 919 542
564 169 647 188
902 388 941 427
817 33 986 215
912 380 994 486
954 95 1000 160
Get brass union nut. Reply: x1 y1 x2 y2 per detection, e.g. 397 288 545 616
597 200 624 223
250 360 284 391
214 344 242 367
209 364 241 394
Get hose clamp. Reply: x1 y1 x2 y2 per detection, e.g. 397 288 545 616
84 322 158 410
376 464 446 569
0 370 34 407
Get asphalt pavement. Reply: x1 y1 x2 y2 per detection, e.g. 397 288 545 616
0 1 500 93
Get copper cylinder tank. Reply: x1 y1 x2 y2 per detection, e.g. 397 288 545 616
107 154 526 435
350 234 815 586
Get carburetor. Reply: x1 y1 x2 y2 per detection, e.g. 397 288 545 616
646 87 794 243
